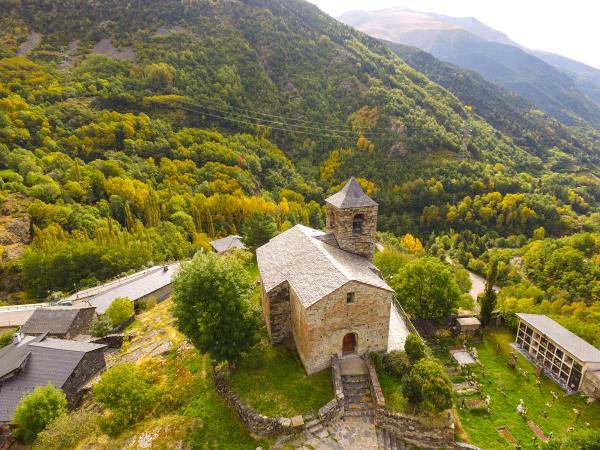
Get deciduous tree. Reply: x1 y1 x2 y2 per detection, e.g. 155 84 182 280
392 257 460 323
172 252 260 362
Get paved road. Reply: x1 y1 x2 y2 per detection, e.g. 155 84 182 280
0 309 35 329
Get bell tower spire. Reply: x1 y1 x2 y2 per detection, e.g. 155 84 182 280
324 177 378 261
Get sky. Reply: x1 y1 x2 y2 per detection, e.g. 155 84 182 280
307 0 600 69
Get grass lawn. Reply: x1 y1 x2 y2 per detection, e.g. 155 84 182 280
230 340 333 417
378 369 409 413
459 327 600 449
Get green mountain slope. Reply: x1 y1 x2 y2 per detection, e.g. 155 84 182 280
385 41 598 160
0 0 599 298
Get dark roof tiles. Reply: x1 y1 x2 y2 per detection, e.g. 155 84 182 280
325 177 378 209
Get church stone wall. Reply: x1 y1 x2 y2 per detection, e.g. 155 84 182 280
326 205 377 261
263 282 292 344
292 281 392 374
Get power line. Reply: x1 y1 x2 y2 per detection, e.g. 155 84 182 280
176 98 381 136
184 95 351 128
156 99 359 140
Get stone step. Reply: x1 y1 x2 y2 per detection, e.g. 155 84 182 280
344 402 373 411
308 423 324 435
342 375 369 383
315 428 330 439
344 409 374 417
344 386 370 396
344 392 373 403
377 428 404 450
343 381 369 390
377 427 385 450
305 418 320 429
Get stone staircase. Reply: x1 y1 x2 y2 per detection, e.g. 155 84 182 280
303 414 329 439
341 374 374 417
376 427 405 450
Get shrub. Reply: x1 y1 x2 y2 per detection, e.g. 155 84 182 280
458 293 475 311
402 373 423 404
137 295 157 311
404 333 426 362
93 363 157 436
411 359 453 412
368 351 383 369
12 385 67 443
91 315 113 337
383 350 412 378
0 329 14 347
33 411 99 450
545 429 600 449
105 297 134 327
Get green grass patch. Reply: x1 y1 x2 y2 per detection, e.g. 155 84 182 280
229 341 333 417
458 327 600 450
378 369 409 413
184 353 271 450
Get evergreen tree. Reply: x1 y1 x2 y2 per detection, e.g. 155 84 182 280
480 259 498 326
242 212 277 252
124 202 135 232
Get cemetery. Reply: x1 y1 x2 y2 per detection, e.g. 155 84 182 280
444 327 600 449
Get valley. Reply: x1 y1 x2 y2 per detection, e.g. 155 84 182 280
0 0 598 449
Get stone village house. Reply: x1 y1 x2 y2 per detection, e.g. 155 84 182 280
0 334 106 422
257 178 404 374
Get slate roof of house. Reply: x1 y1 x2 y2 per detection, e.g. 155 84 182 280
325 177 378 209
210 235 246 253
0 335 41 380
256 224 392 308
0 338 105 422
517 313 600 363
21 306 94 335
64 263 180 314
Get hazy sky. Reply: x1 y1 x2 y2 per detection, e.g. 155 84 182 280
307 0 600 69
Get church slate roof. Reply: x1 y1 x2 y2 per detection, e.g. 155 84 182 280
256 224 392 308
325 177 378 209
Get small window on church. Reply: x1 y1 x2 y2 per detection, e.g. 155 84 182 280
347 292 355 304
352 214 364 234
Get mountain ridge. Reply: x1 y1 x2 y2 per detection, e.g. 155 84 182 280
338 8 600 129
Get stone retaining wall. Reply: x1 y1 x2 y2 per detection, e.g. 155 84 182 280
365 355 385 409
212 366 302 436
90 333 126 348
375 409 457 450
331 355 345 416
318 399 339 424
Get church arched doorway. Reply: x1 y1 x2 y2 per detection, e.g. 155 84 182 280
342 332 357 354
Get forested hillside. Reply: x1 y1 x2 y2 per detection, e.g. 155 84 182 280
0 0 599 302
386 41 600 160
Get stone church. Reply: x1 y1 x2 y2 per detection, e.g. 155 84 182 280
257 178 397 374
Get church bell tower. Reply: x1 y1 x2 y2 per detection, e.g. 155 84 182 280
325 177 378 261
